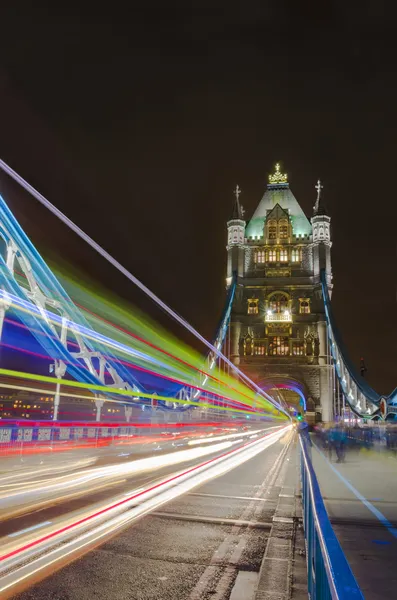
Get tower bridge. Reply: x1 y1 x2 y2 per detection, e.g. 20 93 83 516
0 160 397 600
226 163 396 422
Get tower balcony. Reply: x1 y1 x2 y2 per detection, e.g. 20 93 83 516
265 310 292 323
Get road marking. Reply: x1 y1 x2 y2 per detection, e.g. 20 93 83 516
230 571 259 600
189 430 294 600
8 522 51 538
272 516 294 524
188 492 269 502
313 444 397 540
151 511 272 529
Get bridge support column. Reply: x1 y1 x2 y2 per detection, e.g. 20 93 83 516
319 366 333 423
230 321 241 366
124 406 133 422
95 399 104 422
317 320 327 366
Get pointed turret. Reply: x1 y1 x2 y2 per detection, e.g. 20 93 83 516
226 185 246 284
231 184 244 220
311 179 332 289
313 179 328 216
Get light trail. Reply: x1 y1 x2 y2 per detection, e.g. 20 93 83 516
0 368 283 418
1 292 273 413
0 426 291 598
0 159 287 416
0 440 238 510
1 321 260 414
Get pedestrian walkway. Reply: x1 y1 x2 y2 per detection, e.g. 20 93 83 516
311 439 397 600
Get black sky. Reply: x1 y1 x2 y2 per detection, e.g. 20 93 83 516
0 2 396 394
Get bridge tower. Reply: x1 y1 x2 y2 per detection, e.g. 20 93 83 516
226 164 333 422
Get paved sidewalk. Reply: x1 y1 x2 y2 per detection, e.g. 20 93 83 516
311 439 397 600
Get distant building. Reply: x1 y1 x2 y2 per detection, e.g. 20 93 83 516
0 388 113 421
226 164 332 422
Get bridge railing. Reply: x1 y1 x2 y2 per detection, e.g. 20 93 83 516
0 418 250 457
299 433 364 599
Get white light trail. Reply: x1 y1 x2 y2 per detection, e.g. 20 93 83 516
0 426 291 598
0 159 287 416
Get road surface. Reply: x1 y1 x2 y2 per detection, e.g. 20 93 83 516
0 425 303 600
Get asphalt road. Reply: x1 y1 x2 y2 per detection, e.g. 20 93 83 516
10 427 295 600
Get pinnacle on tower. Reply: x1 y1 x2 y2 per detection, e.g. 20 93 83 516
268 163 288 186
313 179 327 216
231 185 245 220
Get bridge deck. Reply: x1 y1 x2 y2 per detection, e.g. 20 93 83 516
11 431 304 600
311 439 397 600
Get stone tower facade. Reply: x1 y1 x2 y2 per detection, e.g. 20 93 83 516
226 165 333 422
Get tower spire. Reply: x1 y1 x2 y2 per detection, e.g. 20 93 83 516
313 179 326 215
231 184 244 219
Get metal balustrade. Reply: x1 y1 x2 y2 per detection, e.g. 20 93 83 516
299 433 364 599
0 416 249 457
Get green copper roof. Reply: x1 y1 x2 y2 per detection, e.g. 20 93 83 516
245 183 312 239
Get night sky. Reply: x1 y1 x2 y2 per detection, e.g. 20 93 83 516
0 3 396 394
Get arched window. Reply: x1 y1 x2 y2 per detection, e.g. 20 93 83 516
268 249 277 262
268 336 289 356
299 299 311 314
279 249 288 262
291 248 302 262
279 220 289 240
255 250 265 263
268 221 277 240
268 293 289 313
254 343 265 355
292 341 305 356
244 335 252 356
247 298 259 315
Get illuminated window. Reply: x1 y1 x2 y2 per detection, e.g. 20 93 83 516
279 222 288 239
268 249 277 262
291 248 302 262
254 344 265 355
299 299 311 314
269 293 289 312
255 250 265 263
243 335 252 356
268 223 277 240
247 298 259 315
279 249 288 262
292 342 305 356
268 337 290 356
